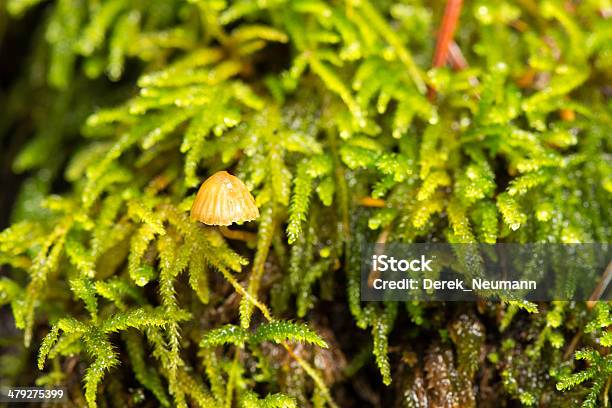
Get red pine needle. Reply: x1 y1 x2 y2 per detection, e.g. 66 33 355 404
432 0 464 68
429 0 464 100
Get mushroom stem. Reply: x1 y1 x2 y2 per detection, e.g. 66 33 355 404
218 225 257 244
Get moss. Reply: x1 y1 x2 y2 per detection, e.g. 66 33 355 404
0 0 611 406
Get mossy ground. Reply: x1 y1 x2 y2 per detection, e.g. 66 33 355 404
0 0 611 407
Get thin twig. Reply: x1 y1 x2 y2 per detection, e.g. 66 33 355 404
358 197 386 207
448 41 468 70
605 375 611 408
432 0 464 68
429 0 464 100
564 260 612 359
367 227 391 287
587 260 612 310
563 331 582 360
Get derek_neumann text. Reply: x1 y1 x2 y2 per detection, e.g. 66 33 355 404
370 255 537 291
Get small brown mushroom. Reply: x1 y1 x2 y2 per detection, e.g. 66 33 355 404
191 171 259 241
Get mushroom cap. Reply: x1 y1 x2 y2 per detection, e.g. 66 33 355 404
190 171 260 226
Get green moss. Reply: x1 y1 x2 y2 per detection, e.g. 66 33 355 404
0 0 611 406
